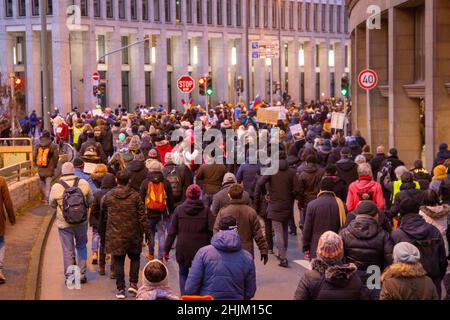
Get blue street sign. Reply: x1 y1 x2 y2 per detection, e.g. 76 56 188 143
251 42 259 49
252 52 260 59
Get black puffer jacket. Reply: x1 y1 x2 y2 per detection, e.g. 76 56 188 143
93 173 117 235
101 124 114 156
340 216 394 282
294 259 369 300
126 160 148 192
294 163 325 209
389 186 424 218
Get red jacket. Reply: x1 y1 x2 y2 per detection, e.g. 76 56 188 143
346 176 385 212
156 142 173 166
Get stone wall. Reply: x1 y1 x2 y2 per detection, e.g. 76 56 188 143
7 176 41 212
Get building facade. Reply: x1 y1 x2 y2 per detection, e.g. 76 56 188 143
0 0 350 116
347 0 450 169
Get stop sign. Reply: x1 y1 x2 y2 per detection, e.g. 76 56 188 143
92 72 100 81
177 75 195 93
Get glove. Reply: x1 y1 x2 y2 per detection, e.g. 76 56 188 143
163 252 170 261
261 254 268 265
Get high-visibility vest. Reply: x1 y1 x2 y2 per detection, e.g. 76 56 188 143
73 126 84 144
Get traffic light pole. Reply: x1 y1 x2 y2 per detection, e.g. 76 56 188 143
40 0 51 131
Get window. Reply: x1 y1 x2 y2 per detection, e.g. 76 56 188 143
305 3 310 31
226 0 232 25
167 38 172 65
329 5 334 33
5 0 13 17
322 4 326 31
246 0 250 27
106 0 114 18
297 2 302 31
165 0 171 22
197 0 202 24
176 0 181 23
236 0 241 26
154 0 160 21
337 6 341 33
119 0 126 19
207 0 212 24
217 0 222 25
32 0 39 16
289 1 293 30
97 35 106 64
131 0 137 20
187 0 192 23
145 72 152 107
142 0 149 20
272 0 277 28
313 3 318 31
18 0 26 16
344 7 349 33
80 0 88 16
47 0 52 15
281 1 285 30
263 0 268 28
94 0 101 17
122 71 130 110
255 0 259 27
121 36 129 64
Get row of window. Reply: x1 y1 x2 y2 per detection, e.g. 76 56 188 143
4 0 348 33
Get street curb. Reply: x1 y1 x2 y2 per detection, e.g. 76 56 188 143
23 209 56 300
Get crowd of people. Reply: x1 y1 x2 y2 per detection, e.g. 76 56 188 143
1 98 450 301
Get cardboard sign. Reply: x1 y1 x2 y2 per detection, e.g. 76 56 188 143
289 124 305 141
92 109 103 117
256 106 286 124
330 112 345 130
83 162 97 174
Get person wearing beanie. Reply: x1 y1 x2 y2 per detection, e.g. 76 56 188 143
429 165 448 194
318 139 332 166
389 172 423 219
79 130 107 164
380 242 438 300
294 231 368 300
411 159 432 190
185 216 256 300
302 177 346 261
322 164 347 202
433 142 450 169
335 147 358 195
73 158 99 194
211 173 251 217
48 161 94 285
391 197 448 297
162 152 193 207
163 184 214 295
136 260 178 300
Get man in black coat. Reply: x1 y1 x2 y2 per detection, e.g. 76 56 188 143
335 147 358 200
370 145 386 179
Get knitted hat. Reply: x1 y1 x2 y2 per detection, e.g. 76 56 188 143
148 160 163 173
353 200 379 217
316 231 344 264
218 215 238 231
61 162 75 175
433 165 447 179
128 136 141 151
393 242 421 264
439 143 448 151
186 184 202 200
73 158 84 168
321 139 332 152
165 152 173 164
222 172 237 185
148 149 158 159
399 197 420 215
388 148 398 157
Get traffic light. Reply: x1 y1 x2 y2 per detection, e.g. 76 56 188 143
198 77 206 96
236 76 244 92
14 76 24 89
206 76 213 96
341 75 349 97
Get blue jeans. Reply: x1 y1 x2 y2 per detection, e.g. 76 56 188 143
178 263 189 295
91 227 100 252
58 224 88 278
0 236 5 271
147 216 170 259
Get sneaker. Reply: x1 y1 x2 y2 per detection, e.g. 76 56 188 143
80 275 87 284
116 289 126 299
98 265 105 276
279 259 289 268
0 271 6 284
91 251 98 265
128 283 138 296
110 271 116 280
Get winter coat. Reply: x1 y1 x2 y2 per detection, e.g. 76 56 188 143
214 198 268 257
419 204 450 256
335 158 358 190
380 262 438 300
100 125 114 155
196 163 228 195
33 136 59 178
163 162 193 204
139 171 174 218
255 159 296 222
370 153 386 179
91 173 116 232
380 156 405 182
391 213 448 281
346 178 385 212
185 230 256 300
236 163 261 200
74 168 99 194
0 177 15 237
303 191 342 257
164 199 215 269
103 185 149 256
126 160 148 192
390 188 424 218
211 183 252 217
340 215 393 282
49 174 94 229
294 258 369 300
294 163 325 210
155 142 172 166
433 149 450 169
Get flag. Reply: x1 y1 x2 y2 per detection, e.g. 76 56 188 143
252 95 263 110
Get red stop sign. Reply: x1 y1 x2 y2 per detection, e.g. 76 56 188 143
92 72 100 81
177 75 195 93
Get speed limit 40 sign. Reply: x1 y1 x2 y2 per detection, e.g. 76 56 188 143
358 69 378 90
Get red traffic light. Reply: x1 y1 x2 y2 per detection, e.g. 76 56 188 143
14 77 23 86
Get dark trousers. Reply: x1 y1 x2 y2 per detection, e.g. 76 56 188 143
263 217 273 251
113 252 140 290
178 263 189 295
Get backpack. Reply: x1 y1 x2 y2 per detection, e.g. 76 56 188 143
165 168 183 200
81 142 100 161
146 181 167 212
356 182 376 201
59 178 88 225
377 160 393 187
410 237 443 278
36 146 50 167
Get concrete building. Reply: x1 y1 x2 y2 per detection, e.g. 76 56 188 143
0 0 350 116
347 0 450 169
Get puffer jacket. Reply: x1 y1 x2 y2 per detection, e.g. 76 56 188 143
164 199 214 269
91 173 116 232
185 230 256 300
340 215 394 282
103 185 149 256
49 174 94 229
211 183 252 217
33 135 58 178
126 160 148 192
294 258 369 300
196 163 228 195
346 177 385 212
380 262 438 300
294 163 325 210
419 204 450 256
139 171 174 218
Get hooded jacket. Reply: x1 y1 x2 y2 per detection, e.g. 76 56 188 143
139 171 174 217
294 163 325 209
33 135 58 178
185 230 256 300
136 260 179 300
164 199 214 269
294 258 369 300
196 163 228 195
346 178 385 212
92 173 116 234
236 163 261 200
419 204 450 255
335 158 358 189
100 124 114 155
211 182 252 217
126 159 148 192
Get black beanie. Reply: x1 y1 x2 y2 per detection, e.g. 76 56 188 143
320 177 335 192
399 197 420 215
219 216 238 231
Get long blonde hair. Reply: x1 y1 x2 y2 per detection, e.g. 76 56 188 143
91 163 108 181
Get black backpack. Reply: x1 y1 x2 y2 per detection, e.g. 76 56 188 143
165 168 183 200
59 178 88 225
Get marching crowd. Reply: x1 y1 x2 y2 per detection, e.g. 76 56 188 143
1 99 450 301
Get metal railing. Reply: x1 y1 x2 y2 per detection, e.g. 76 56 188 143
0 137 35 183
0 160 33 183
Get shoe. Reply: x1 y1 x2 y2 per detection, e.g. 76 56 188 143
268 250 274 254
110 271 116 280
0 271 6 284
106 254 111 261
279 259 289 268
91 251 98 265
144 254 154 261
116 289 126 299
298 224 304 231
128 283 138 296
80 275 87 284
99 265 105 276
289 230 297 236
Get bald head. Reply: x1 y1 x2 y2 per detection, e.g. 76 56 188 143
376 145 385 154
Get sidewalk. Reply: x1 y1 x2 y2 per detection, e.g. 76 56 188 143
0 202 54 300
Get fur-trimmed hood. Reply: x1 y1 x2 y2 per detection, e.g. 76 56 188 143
311 258 358 288
419 204 450 220
381 262 427 282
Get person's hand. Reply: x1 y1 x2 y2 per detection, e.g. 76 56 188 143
261 254 268 265
163 252 170 261
303 251 311 261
